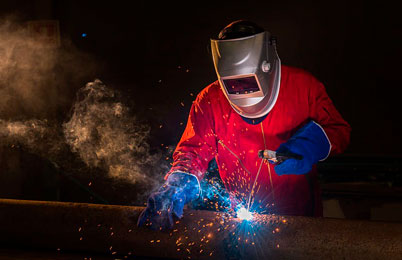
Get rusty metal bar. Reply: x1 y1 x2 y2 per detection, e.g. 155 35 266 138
0 198 401 259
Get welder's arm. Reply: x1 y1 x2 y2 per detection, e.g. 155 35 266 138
138 91 217 229
308 75 351 155
137 171 200 230
167 91 218 180
275 75 351 175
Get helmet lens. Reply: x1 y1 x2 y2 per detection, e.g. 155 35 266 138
222 76 260 95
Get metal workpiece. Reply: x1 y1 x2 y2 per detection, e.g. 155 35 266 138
0 199 401 259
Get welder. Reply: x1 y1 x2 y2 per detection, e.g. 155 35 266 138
138 20 351 230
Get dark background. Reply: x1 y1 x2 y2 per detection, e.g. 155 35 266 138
1 0 402 221
2 0 401 154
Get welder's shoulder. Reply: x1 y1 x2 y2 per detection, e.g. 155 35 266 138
281 65 326 97
194 81 223 103
282 65 319 84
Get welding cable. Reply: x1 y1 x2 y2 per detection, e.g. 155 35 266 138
260 122 275 201
247 158 264 211
51 162 109 204
218 140 252 175
65 175 109 204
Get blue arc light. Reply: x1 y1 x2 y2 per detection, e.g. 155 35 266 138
236 207 254 221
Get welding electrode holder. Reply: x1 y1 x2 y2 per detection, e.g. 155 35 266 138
258 149 303 164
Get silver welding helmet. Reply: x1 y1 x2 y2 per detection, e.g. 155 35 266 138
211 30 281 119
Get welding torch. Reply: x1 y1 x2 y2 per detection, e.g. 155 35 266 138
258 149 303 164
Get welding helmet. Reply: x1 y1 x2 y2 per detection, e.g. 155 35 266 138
210 20 281 119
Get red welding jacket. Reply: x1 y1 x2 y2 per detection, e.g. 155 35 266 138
168 65 351 217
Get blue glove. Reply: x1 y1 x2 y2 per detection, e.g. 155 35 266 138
274 121 330 175
137 171 200 230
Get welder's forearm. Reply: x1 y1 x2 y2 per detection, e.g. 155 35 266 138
309 77 351 156
168 157 206 181
168 144 216 180
322 123 351 155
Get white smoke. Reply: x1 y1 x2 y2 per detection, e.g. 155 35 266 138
0 118 64 159
0 17 165 202
63 79 164 186
0 16 97 119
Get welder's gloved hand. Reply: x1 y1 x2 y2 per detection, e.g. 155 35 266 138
274 121 331 175
137 171 200 230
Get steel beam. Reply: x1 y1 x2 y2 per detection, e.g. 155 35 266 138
0 199 401 259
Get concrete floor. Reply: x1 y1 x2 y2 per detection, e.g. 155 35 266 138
0 248 118 260
0 248 165 260
323 199 402 222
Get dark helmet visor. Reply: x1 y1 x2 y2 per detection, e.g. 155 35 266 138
222 76 260 95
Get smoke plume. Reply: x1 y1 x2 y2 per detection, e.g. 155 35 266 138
63 79 164 186
0 119 64 159
0 17 166 204
0 16 97 119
